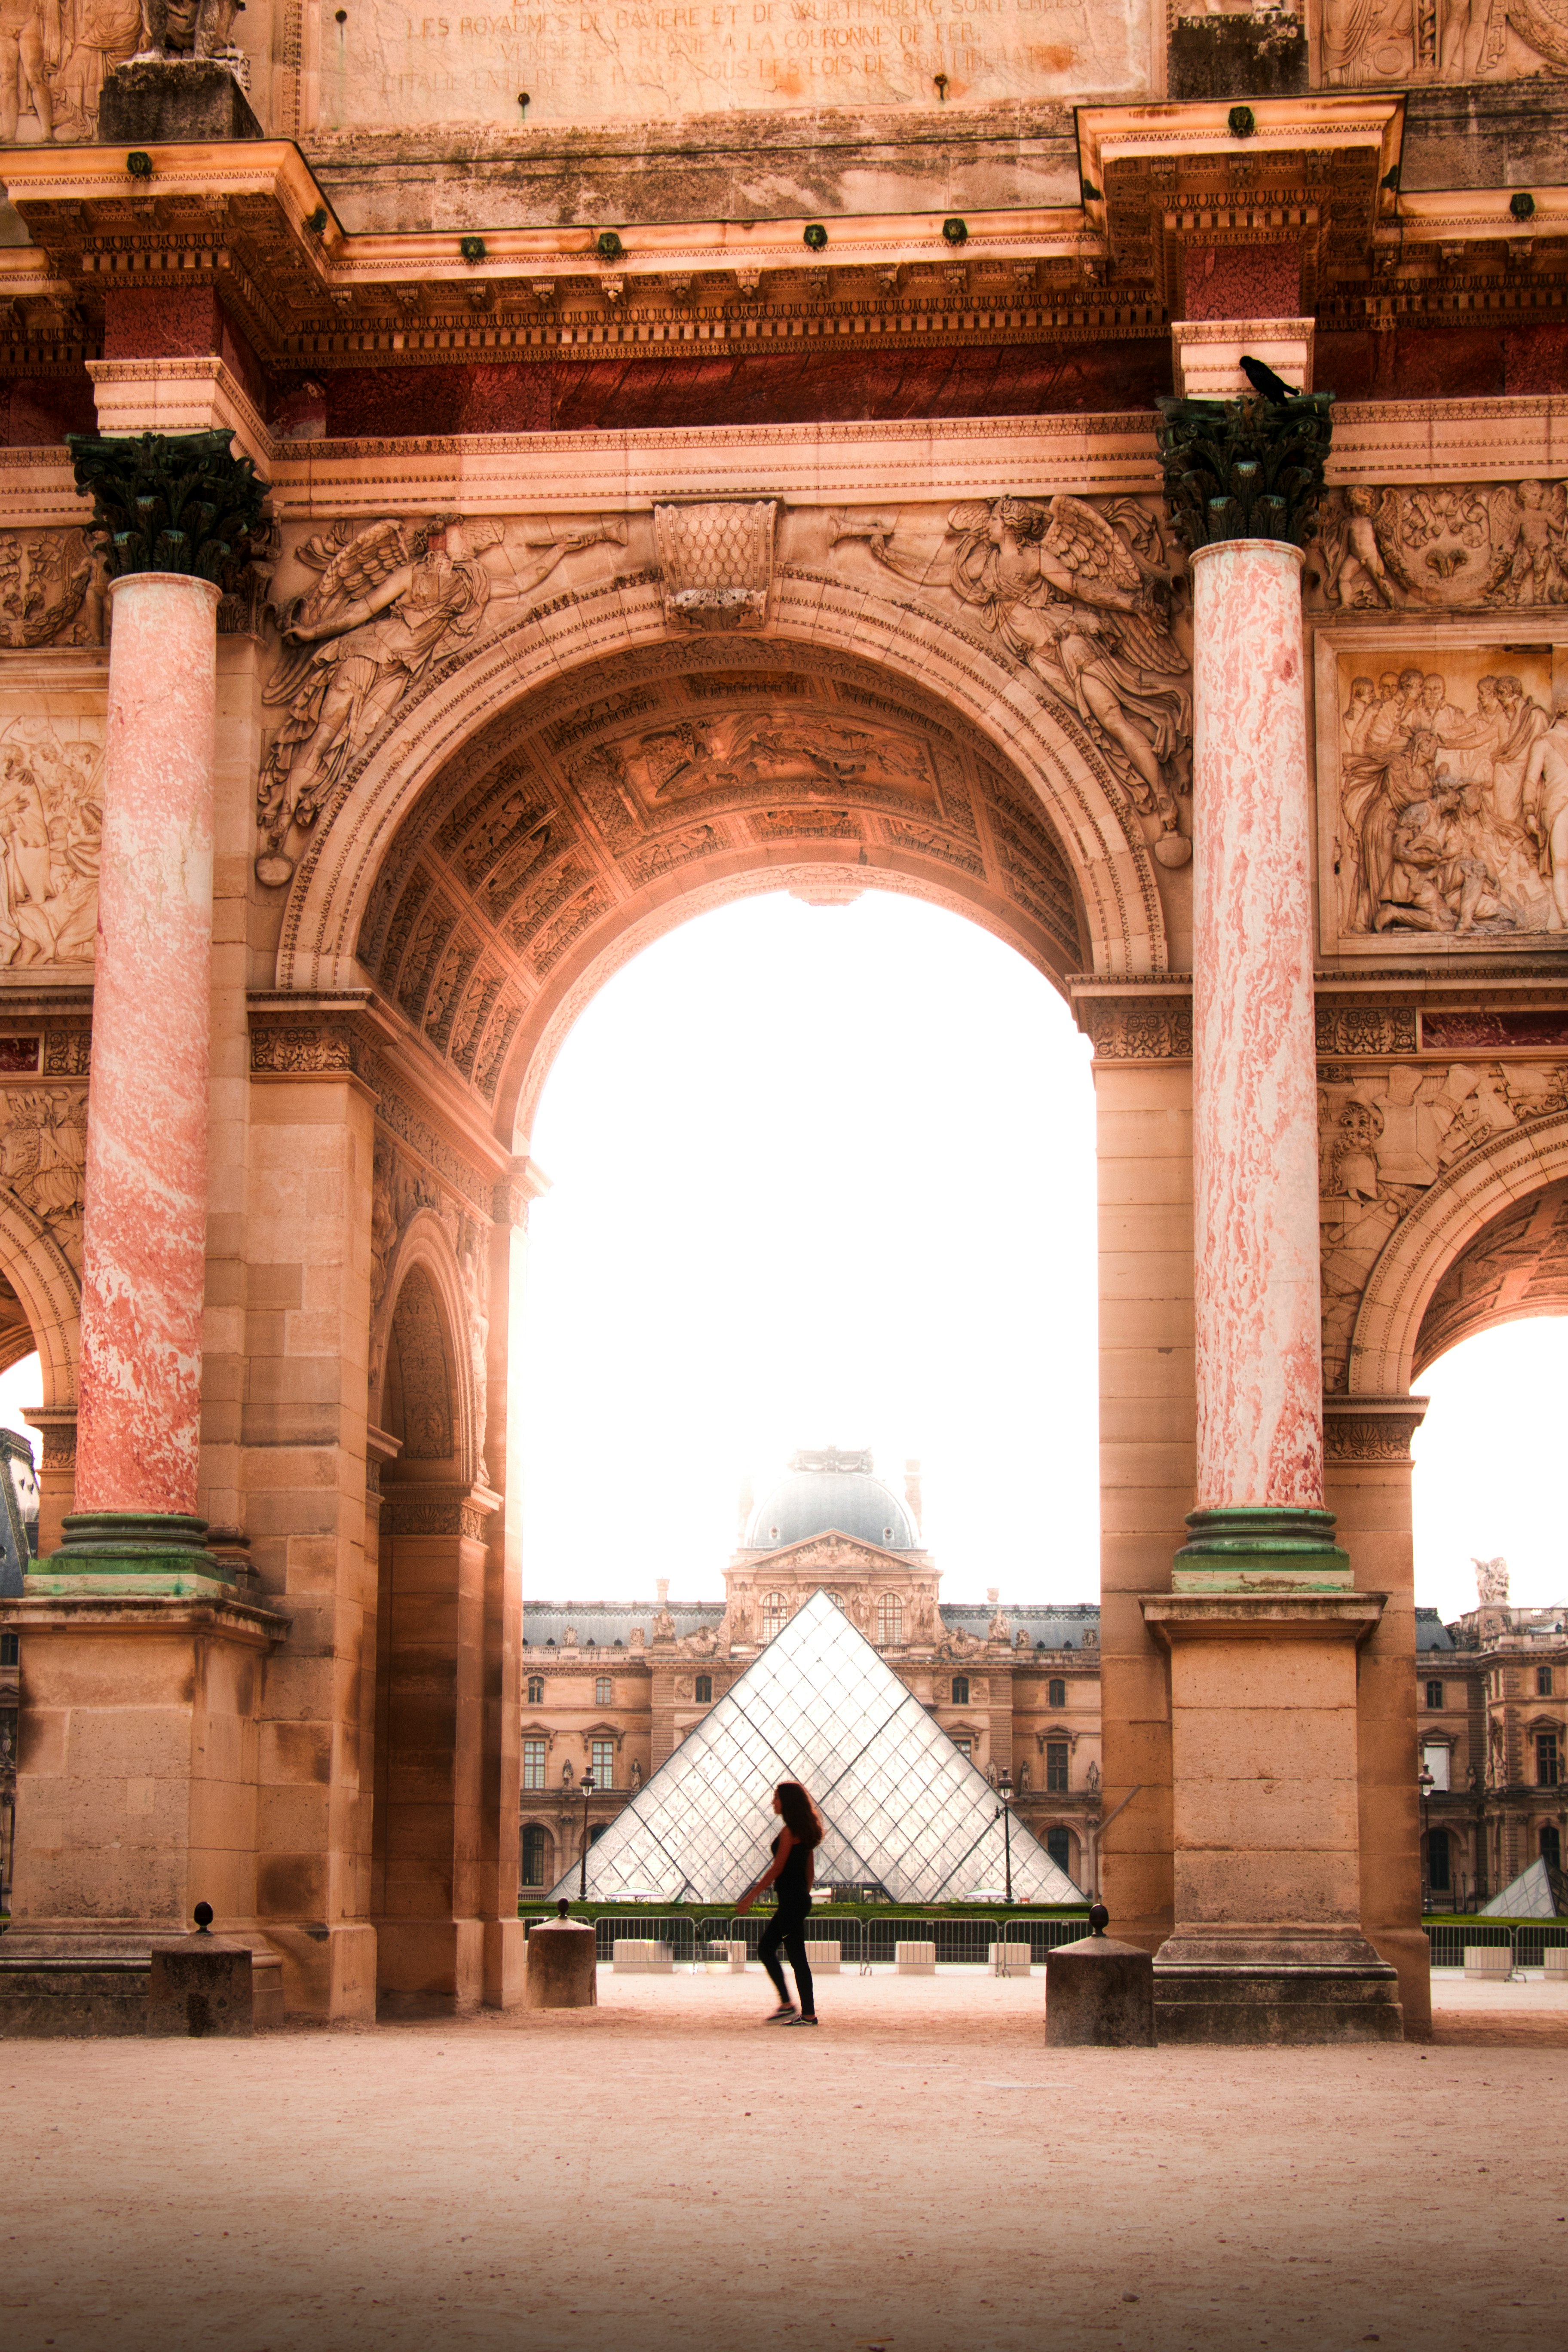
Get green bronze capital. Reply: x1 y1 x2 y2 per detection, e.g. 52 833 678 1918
1154 390 1334 557
65 429 270 590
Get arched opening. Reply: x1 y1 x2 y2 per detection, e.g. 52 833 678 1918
371 1251 494 2016
321 618 1113 1993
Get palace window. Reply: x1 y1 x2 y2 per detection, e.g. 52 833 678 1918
1537 1733 1561 1788
527 1675 544 1705
1542 1825 1563 1873
824 1590 847 1611
591 1738 616 1789
695 1675 712 1704
1049 1678 1066 1709
1422 1743 1451 1792
1046 1827 1072 1876
762 1592 788 1641
522 1738 547 1791
1045 1742 1069 1793
521 1825 549 1886
0 1631 16 1666
1425 1679 1444 1709
589 1824 606 1847
877 1593 903 1645
1539 1666 1555 1697
1426 1828 1452 1895
950 1675 969 1706
595 1676 613 1704
953 1736 972 1761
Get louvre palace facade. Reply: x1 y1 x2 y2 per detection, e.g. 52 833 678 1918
3 0 1568 2041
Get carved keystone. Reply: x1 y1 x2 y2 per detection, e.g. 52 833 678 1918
653 501 776 633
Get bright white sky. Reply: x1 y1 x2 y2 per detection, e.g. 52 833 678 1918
0 886 1559 1620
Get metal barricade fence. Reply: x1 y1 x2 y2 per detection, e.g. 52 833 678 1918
999 1914 1093 1962
1423 1921 1568 1968
588 1914 699 1964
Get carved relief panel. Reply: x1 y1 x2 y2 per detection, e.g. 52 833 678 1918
0 661 105 974
1317 0 1560 82
1313 623 1568 957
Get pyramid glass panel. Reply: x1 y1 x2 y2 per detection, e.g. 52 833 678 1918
549 1587 1085 1905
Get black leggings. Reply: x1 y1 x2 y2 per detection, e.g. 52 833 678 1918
758 1908 815 2015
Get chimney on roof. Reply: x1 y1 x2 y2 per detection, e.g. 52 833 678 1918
986 1587 1000 1606
656 1578 669 1607
904 1457 922 1534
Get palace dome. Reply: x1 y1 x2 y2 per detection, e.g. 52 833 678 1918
745 1448 918 1552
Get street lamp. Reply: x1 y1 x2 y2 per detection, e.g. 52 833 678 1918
577 1767 596 1902
995 1769 1015 1905
1418 1763 1435 1910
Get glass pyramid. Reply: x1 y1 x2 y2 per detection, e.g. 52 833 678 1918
549 1586 1084 1905
1480 1855 1567 1918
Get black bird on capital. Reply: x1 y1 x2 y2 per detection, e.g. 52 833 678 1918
1239 353 1301 404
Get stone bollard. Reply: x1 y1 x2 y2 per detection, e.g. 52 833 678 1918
524 1902 598 2010
146 1904 255 2038
1045 1904 1156 2048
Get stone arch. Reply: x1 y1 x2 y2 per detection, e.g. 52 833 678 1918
0 1191 80 1411
374 1212 480 1490
1347 1109 1568 1396
274 571 1172 1020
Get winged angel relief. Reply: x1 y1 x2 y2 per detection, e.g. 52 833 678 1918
830 496 1192 864
255 513 624 884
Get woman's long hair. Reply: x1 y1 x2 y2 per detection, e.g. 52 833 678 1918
776 1781 823 1850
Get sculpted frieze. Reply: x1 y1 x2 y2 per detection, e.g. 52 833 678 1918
0 531 104 650
1320 0 1562 80
0 714 101 970
0 1087 86 1270
1318 1057 1568 1387
1317 635 1568 951
829 496 1193 865
256 514 626 884
1312 484 1568 615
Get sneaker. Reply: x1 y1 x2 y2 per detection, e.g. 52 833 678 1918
765 2003 797 2021
784 2013 819 2027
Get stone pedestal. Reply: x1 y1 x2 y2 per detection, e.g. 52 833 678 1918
1045 1933 1155 2047
524 1919 597 2009
98 61 265 144
146 1937 254 2037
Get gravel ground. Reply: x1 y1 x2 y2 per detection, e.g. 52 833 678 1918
2 1970 1563 2352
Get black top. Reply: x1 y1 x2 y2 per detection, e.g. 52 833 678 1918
771 1829 812 1914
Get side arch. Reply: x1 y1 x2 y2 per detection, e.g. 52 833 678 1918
0 1191 80 1411
374 1212 482 1491
275 570 1171 1003
1348 1109 1568 1396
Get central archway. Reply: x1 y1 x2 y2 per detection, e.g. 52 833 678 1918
319 617 1118 2013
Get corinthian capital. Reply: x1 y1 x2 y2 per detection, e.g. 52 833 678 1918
65 428 270 588
1154 391 1335 556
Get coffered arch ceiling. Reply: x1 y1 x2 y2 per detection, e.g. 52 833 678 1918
1413 1176 1568 1381
354 637 1089 1146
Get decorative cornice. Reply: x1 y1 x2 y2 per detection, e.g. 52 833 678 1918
248 998 377 1084
1315 1004 1418 1057
383 1482 500 1540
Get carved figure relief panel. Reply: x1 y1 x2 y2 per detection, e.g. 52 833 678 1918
0 668 105 973
829 495 1193 870
1318 0 1565 80
1314 625 1568 956
1311 484 1568 616
1318 1054 1568 1388
353 632 1087 1109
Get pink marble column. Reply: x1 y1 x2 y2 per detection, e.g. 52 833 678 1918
71 573 220 1544
1184 540 1342 1577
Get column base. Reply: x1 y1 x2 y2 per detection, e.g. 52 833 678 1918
31 1511 234 1595
1152 1929 1404 2044
1173 1505 1352 1593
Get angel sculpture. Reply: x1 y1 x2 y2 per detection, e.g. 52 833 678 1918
832 495 1192 862
256 513 625 883
256 517 494 881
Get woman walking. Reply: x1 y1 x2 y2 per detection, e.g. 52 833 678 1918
737 1781 822 2026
